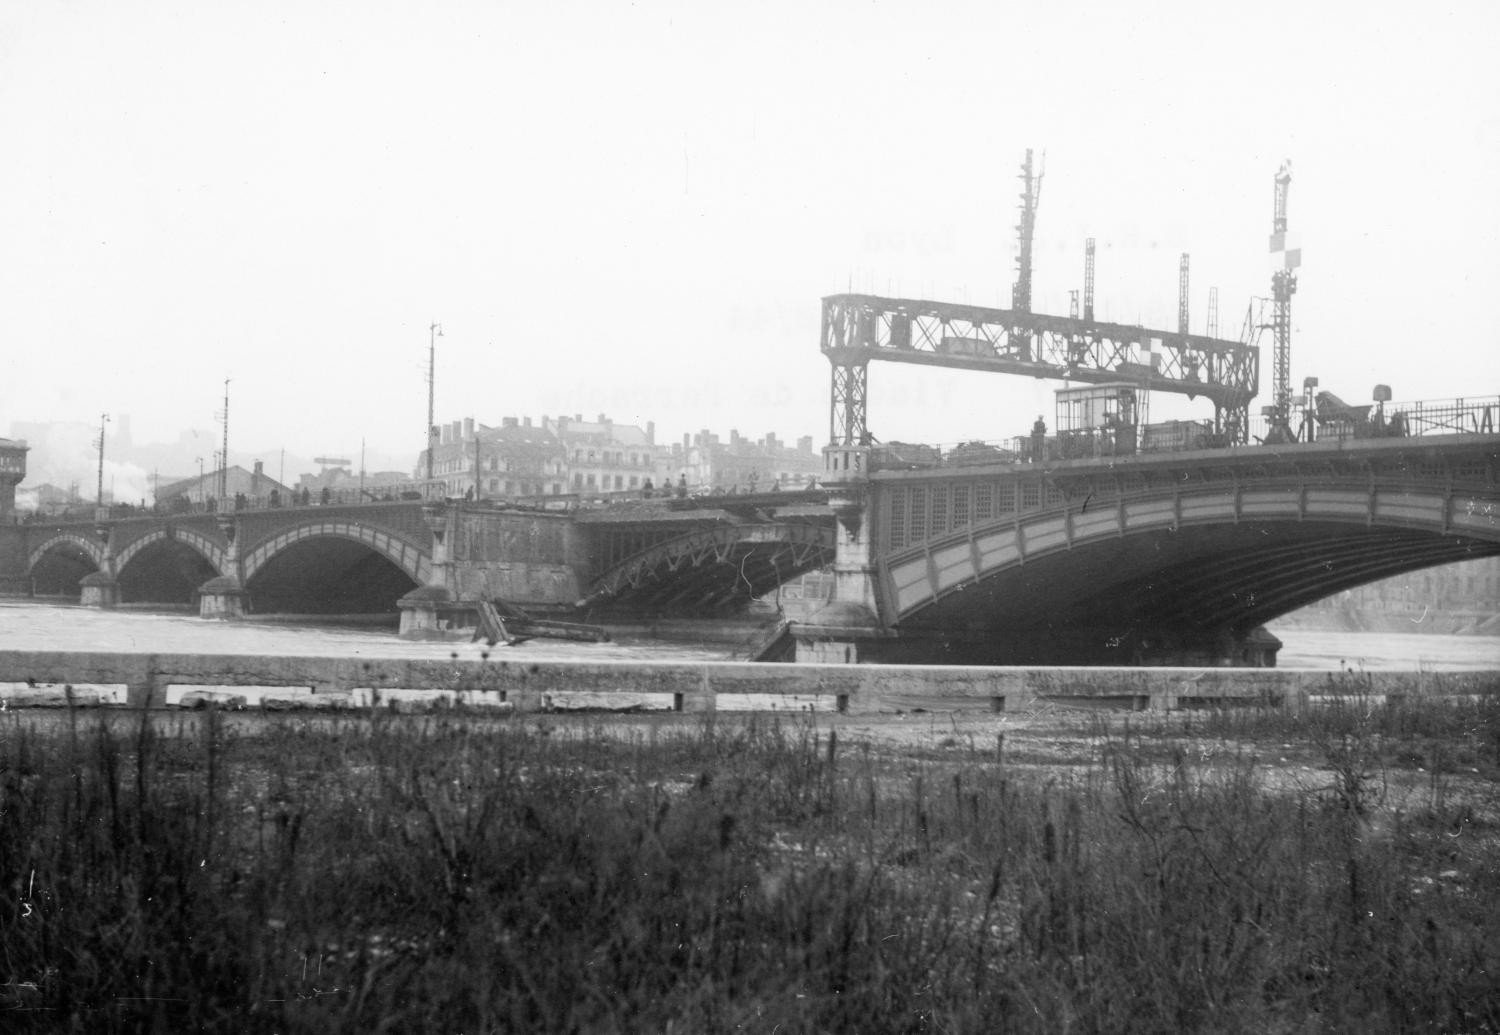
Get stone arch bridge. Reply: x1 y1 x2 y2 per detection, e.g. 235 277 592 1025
0 497 837 625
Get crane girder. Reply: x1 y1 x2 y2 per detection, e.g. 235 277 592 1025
821 294 1258 412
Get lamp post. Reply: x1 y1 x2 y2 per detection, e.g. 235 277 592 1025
95 413 110 507
426 321 442 497
196 456 205 504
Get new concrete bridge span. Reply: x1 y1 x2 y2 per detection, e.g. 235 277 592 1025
797 433 1500 665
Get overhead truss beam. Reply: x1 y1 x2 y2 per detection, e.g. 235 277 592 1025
822 293 1258 446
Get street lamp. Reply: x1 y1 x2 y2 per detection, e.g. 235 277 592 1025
95 413 110 507
426 321 442 496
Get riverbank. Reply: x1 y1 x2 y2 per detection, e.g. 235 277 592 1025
2 697 1496 1032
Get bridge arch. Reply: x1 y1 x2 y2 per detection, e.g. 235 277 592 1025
241 520 430 586
588 522 835 613
113 528 225 605
28 532 107 576
877 476 1500 663
27 532 106 598
241 519 430 615
114 527 226 576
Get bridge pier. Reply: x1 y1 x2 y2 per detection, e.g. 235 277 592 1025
197 514 246 619
795 446 890 663
79 524 119 608
398 502 458 639
79 571 119 608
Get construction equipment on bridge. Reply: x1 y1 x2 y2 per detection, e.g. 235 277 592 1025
473 599 610 647
1264 161 1302 442
822 152 1259 454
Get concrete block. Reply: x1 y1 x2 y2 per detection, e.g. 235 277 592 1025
542 691 675 712
165 685 313 708
714 693 841 713
177 690 249 710
0 682 129 707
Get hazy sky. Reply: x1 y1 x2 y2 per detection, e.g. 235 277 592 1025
3 0 1497 475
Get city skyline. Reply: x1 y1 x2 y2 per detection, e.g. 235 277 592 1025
2 1 1497 464
5 408 825 505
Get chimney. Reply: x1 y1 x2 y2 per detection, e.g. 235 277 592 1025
253 460 263 494
798 435 813 453
646 420 655 445
683 433 691 450
557 415 570 436
575 413 582 422
730 429 740 447
523 416 532 427
766 432 778 451
440 424 450 445
463 417 475 440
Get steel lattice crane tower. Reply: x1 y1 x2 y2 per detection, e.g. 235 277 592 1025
1011 149 1043 359
1267 161 1301 440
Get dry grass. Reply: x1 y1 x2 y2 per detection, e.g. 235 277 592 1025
1 693 1498 1033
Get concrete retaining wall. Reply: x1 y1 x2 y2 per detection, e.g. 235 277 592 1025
0 651 1494 713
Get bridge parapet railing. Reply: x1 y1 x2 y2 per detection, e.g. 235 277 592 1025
1242 396 1499 447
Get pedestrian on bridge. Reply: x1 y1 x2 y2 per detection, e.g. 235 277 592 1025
1031 416 1047 463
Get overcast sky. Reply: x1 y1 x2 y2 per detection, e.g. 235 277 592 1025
3 0 1497 477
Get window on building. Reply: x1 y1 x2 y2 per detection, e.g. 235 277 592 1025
629 476 638 488
489 479 498 493
614 475 623 490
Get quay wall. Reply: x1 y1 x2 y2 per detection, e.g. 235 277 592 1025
0 650 1496 712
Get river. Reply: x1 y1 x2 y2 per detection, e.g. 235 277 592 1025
0 601 1495 670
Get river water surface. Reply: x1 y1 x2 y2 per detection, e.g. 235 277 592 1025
0 601 1496 671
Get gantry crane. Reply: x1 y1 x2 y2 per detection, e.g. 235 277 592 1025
822 153 1259 450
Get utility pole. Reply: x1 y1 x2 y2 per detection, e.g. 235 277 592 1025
95 413 110 506
426 321 443 496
